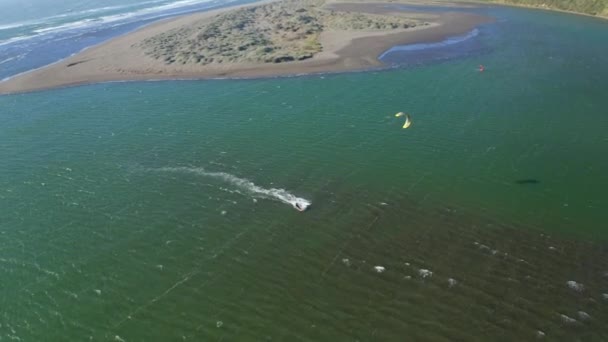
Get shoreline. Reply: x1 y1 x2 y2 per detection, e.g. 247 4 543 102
0 1 492 95
0 0 279 85
464 0 608 21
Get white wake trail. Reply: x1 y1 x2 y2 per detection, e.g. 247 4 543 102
155 167 311 211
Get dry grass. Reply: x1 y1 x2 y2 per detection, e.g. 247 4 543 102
141 0 423 65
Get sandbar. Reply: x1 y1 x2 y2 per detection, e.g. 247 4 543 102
0 0 492 94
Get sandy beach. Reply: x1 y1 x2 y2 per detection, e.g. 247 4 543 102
0 0 492 94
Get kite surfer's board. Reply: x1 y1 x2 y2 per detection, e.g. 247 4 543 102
293 201 308 212
402 114 412 129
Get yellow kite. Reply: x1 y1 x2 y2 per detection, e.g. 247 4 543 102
395 112 412 129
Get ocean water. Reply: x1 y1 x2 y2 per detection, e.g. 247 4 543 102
1 2 608 341
0 0 257 80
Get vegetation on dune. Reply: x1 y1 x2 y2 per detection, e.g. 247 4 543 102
476 0 608 17
140 0 608 67
141 0 422 65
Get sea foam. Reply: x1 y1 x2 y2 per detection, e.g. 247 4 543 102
0 0 228 47
154 166 311 211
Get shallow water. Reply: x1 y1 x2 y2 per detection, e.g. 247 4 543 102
1 3 608 341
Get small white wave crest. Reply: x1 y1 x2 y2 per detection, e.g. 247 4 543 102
155 167 311 211
0 0 223 47
32 0 217 35
0 53 25 65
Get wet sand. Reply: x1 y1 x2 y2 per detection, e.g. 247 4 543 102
0 1 492 94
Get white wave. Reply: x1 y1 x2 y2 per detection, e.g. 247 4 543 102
91 0 219 26
0 15 76 32
0 0 169 32
0 54 25 65
0 35 31 47
77 0 218 29
1 0 220 46
155 167 311 211
60 0 171 18
0 22 33 31
33 18 102 34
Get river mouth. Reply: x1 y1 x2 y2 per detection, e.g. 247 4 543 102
1 1 608 341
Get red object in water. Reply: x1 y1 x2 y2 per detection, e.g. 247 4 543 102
479 64 485 72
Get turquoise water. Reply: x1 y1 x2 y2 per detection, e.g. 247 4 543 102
1 4 608 341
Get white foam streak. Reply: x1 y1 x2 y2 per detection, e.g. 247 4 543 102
91 0 218 25
33 0 215 34
0 55 19 65
0 0 169 32
33 19 101 34
156 167 311 211
62 0 171 18
0 22 33 30
0 0 219 46
0 35 31 47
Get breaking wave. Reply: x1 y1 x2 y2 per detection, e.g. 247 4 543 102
0 0 223 46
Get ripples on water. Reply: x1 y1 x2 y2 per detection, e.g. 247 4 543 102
1 3 608 341
2 77 607 341
2 183 607 340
